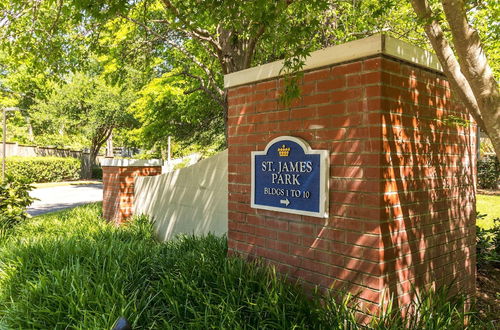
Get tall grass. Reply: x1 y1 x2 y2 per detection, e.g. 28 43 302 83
373 287 476 330
0 204 338 329
0 203 488 329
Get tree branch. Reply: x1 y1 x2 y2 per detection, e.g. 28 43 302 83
159 0 222 54
149 16 221 60
410 0 486 131
440 0 500 159
180 29 219 59
120 14 223 98
178 70 225 108
48 0 63 35
440 0 498 110
159 0 211 37
93 125 114 152
244 25 266 68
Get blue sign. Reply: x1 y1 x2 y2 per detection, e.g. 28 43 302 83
251 136 329 218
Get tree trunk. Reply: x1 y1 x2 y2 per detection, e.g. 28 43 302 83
160 143 167 160
23 115 34 143
87 148 99 179
105 132 114 158
86 128 112 179
216 27 258 145
440 0 500 161
410 0 500 161
478 97 500 161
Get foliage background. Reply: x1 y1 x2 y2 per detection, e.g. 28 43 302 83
0 0 498 157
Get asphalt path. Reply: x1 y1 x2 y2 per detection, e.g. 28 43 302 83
28 183 103 216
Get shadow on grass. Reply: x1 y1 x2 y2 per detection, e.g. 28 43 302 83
0 203 487 329
0 207 331 329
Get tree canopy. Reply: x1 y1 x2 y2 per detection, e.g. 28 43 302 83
33 71 135 174
0 0 498 159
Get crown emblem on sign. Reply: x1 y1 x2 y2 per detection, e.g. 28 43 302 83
278 145 290 157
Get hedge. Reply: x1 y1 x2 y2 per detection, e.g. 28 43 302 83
91 166 103 180
478 155 500 189
5 156 81 183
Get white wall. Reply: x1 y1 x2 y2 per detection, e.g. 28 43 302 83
133 150 227 241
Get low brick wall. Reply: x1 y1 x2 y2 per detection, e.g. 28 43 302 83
101 159 162 223
224 34 476 320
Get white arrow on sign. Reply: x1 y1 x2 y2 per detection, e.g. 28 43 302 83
280 198 290 207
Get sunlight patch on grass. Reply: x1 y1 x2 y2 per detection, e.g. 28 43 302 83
477 194 500 229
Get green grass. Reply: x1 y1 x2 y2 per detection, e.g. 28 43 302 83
0 203 340 329
0 203 487 329
477 194 500 229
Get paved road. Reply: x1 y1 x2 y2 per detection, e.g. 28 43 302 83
28 183 103 216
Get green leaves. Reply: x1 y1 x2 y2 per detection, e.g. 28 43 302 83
1 1 97 75
2 0 498 157
466 0 500 79
476 214 500 268
5 156 81 183
0 177 34 237
127 70 224 154
33 71 135 152
477 155 500 189
0 206 329 328
0 204 489 328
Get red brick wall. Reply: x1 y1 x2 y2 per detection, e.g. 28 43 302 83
226 55 476 319
378 58 476 310
102 166 162 223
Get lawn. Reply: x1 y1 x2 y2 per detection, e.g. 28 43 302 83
477 194 500 229
0 203 491 329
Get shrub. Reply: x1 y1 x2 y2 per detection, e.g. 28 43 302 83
5 156 81 183
0 178 35 238
0 206 333 329
477 155 500 189
91 166 102 179
477 214 500 269
373 286 475 329
0 204 488 329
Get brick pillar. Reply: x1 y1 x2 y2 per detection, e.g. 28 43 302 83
225 34 476 321
101 159 162 223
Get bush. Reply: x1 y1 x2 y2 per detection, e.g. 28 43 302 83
0 206 332 329
5 156 81 183
477 214 500 269
0 204 487 329
477 155 500 189
374 286 474 329
0 178 35 238
91 166 102 179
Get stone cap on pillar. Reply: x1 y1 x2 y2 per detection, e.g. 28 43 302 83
224 33 442 88
100 159 163 167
